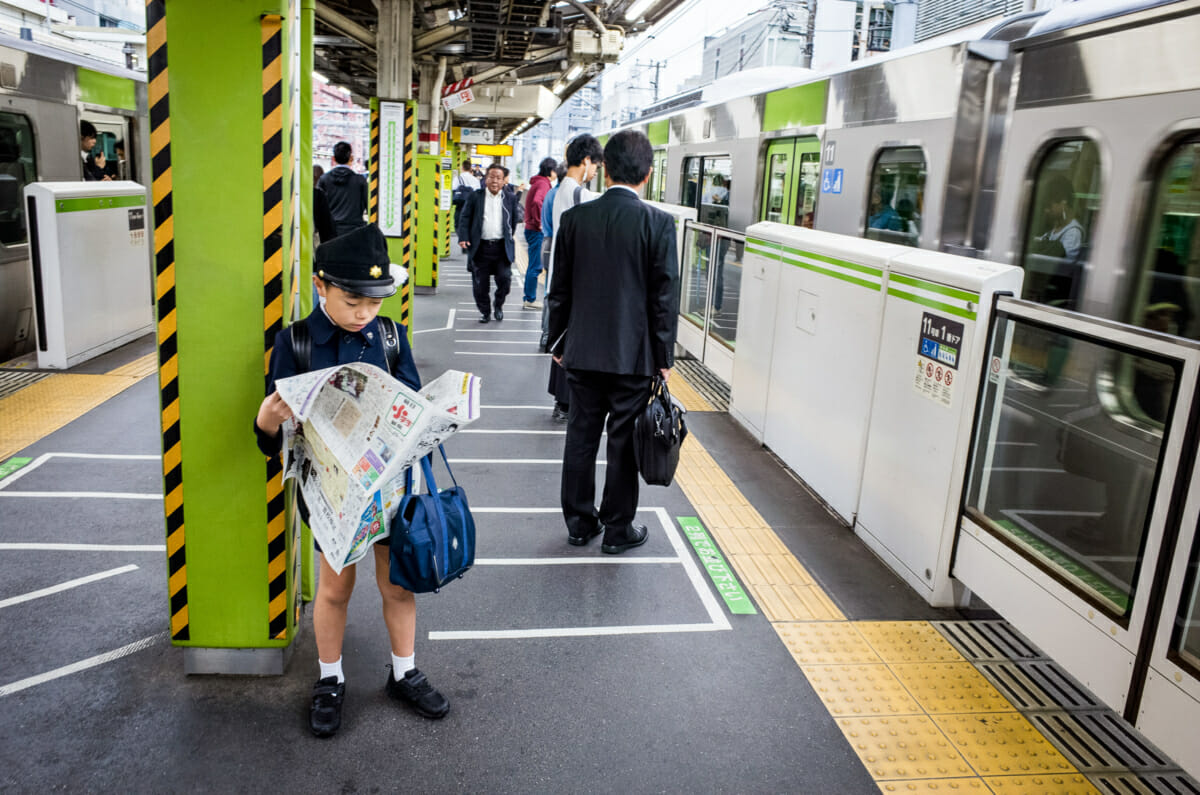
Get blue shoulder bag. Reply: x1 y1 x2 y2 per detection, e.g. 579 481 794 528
388 445 475 593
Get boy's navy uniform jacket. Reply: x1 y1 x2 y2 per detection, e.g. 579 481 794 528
254 308 420 458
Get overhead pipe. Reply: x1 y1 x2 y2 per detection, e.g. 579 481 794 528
314 3 377 51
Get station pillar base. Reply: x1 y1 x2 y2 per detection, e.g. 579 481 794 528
183 642 296 676
414 285 437 295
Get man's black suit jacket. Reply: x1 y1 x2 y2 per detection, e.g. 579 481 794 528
546 186 678 377
457 187 520 268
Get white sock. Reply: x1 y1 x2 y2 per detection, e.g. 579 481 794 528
319 657 344 683
392 653 414 680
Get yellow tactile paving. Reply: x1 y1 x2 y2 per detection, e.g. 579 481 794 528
858 621 969 663
669 370 715 412
0 374 145 460
754 581 845 621
891 663 1017 715
933 713 1078 777
107 353 159 379
839 715 978 781
775 621 882 665
984 774 1099 794
803 664 923 717
727 552 815 587
879 778 990 792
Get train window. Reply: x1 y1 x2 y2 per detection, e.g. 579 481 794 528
1129 136 1200 344
864 147 924 247
1019 138 1102 311
0 112 35 246
647 149 667 202
682 155 732 228
762 150 789 223
797 151 819 229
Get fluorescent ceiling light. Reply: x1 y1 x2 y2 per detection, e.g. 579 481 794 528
552 81 565 95
564 63 583 81
624 0 661 21
312 71 329 84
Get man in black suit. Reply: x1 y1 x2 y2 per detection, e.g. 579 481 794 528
458 163 522 323
546 130 678 554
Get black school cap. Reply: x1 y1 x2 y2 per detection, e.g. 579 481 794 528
315 223 396 298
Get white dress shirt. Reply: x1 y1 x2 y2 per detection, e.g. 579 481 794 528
481 188 504 240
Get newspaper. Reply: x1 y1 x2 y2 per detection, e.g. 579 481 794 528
275 364 481 573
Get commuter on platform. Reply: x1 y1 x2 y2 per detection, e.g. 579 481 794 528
312 164 336 244
318 141 369 237
521 157 557 310
543 136 604 421
254 224 450 738
458 162 521 323
546 130 678 554
79 120 110 182
452 158 475 231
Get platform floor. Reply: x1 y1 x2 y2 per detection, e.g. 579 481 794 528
0 247 1195 793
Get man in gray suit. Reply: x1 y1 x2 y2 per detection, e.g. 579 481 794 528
546 130 678 554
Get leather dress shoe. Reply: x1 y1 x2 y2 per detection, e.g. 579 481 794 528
601 523 648 554
567 524 601 546
494 307 504 321
551 402 569 422
479 314 490 323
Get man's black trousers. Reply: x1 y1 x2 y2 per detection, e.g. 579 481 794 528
561 369 653 535
471 239 512 318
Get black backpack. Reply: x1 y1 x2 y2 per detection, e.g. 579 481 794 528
289 316 401 375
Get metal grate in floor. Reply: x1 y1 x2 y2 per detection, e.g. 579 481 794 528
935 619 1044 662
0 370 50 400
674 358 730 412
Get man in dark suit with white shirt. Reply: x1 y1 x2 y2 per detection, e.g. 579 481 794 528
458 163 521 323
546 130 678 554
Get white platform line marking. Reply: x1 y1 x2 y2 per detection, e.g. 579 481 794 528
452 329 540 334
414 308 456 334
449 459 599 465
454 339 540 345
0 565 139 609
454 352 547 357
481 405 553 409
0 543 166 552
471 507 562 513
0 491 162 500
0 453 160 491
0 632 167 698
460 429 565 435
430 508 730 641
475 557 681 565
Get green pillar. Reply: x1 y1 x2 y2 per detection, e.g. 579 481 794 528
414 153 440 290
297 0 316 602
147 0 302 673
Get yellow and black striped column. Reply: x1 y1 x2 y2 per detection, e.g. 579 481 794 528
400 104 414 332
432 159 440 288
369 100 380 224
147 0 187 642
261 14 288 640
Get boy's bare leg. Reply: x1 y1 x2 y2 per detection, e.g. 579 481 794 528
373 544 415 657
313 555 356 663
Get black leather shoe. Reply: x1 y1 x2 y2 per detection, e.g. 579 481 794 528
386 667 449 719
551 403 569 422
567 524 601 546
494 307 504 321
310 676 345 738
602 524 648 554
479 314 490 323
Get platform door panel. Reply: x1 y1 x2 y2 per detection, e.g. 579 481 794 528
952 298 1200 714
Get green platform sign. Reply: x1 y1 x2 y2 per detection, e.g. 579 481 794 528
678 516 756 615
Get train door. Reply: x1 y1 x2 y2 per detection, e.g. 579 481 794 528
760 137 820 227
952 295 1200 736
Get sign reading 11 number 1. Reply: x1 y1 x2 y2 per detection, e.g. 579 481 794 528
378 101 406 238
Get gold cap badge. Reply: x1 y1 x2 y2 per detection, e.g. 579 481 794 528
370 265 383 278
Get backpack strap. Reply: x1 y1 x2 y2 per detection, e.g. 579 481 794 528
573 185 583 206
288 317 311 373
379 316 400 376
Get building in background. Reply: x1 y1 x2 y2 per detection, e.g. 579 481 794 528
313 76 370 172
0 0 145 68
513 83 600 185
699 1 811 83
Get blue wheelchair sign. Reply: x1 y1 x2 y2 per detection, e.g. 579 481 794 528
821 168 844 194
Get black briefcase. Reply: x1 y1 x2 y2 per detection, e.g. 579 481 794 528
633 375 688 486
